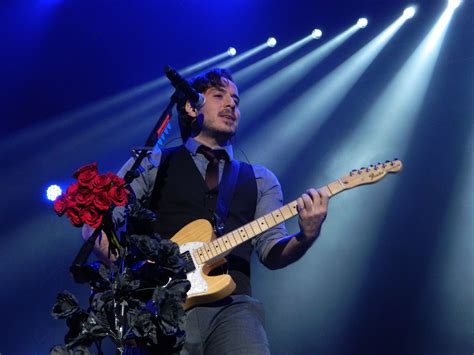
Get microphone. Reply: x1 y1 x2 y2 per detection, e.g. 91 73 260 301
164 66 205 110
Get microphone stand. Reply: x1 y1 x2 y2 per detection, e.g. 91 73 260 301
70 89 182 272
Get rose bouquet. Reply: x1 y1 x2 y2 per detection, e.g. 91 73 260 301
53 162 128 228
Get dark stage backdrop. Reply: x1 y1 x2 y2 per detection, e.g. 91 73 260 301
0 0 472 354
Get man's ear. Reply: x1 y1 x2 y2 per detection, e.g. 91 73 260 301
184 101 198 118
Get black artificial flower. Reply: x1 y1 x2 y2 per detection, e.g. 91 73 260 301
52 291 81 320
50 344 92 355
153 279 190 336
127 234 162 260
128 310 155 339
69 261 111 288
126 198 160 235
154 239 186 277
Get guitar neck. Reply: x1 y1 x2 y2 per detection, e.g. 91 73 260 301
195 179 347 263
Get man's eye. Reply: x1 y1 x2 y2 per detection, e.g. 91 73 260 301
214 94 223 98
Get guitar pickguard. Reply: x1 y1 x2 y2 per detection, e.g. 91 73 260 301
179 241 209 296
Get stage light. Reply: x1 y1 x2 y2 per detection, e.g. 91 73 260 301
312 29 323 39
47 185 62 201
403 6 416 19
448 0 462 9
357 18 368 28
267 37 277 47
227 47 237 57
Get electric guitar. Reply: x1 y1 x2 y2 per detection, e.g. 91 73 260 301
171 159 403 310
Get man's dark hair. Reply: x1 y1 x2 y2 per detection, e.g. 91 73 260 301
177 68 234 142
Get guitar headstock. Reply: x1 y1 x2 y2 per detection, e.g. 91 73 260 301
340 159 402 189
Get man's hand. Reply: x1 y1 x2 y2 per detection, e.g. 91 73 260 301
296 188 329 242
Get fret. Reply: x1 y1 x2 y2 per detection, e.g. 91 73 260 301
233 230 243 244
214 240 224 254
288 202 298 216
198 246 210 261
250 220 262 234
244 224 255 238
334 180 346 195
257 217 269 230
192 250 202 264
238 227 249 240
195 249 205 264
272 209 285 224
280 204 294 219
216 238 226 251
208 241 218 257
228 232 237 247
264 213 277 227
221 235 232 251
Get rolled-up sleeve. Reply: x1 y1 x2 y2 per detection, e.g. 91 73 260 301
251 165 289 266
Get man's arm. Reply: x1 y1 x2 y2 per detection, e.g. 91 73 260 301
264 188 329 270
81 150 161 262
251 165 329 270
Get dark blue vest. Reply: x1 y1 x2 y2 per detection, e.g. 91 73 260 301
150 146 258 295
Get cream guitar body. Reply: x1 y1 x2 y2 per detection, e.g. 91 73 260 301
171 219 234 310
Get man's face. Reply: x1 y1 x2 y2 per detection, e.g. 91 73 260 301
198 78 241 138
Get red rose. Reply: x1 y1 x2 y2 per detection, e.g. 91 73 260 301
93 190 112 210
108 186 129 206
80 207 103 228
66 207 83 227
92 174 112 192
107 172 125 187
75 188 95 206
53 195 68 216
74 163 98 188
66 183 79 197
64 194 77 209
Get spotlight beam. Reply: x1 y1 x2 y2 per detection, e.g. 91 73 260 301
237 25 360 134
233 36 314 86
0 51 229 157
242 16 407 173
322 0 463 179
216 43 268 69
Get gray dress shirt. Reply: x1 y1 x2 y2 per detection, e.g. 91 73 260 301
113 138 289 266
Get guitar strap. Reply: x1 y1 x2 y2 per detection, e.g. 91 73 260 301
214 159 240 236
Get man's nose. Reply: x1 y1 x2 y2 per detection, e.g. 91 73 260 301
224 96 236 109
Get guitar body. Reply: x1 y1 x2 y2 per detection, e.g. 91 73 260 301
171 219 236 310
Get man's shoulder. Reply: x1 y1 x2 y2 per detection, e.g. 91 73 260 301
246 163 279 185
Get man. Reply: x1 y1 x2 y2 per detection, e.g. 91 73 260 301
87 68 329 354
